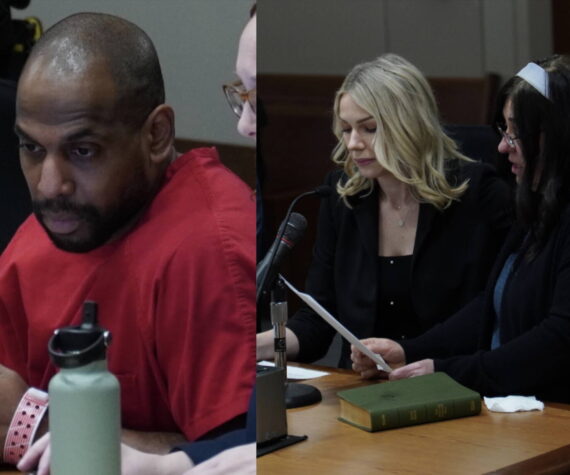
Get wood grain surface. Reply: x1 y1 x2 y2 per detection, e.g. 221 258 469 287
258 365 570 475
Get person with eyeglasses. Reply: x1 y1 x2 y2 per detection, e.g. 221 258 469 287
223 6 256 140
224 4 264 267
352 55 570 404
257 53 513 370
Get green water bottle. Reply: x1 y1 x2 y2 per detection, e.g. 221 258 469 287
48 301 121 475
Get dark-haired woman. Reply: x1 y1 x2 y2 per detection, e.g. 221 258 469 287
353 55 570 403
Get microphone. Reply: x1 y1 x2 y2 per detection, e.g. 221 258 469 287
258 185 331 410
256 212 307 302
256 184 332 303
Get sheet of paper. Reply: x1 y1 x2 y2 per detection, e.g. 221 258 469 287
281 276 392 372
258 360 329 380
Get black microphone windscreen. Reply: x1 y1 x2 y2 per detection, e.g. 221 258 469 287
256 212 307 302
284 212 307 245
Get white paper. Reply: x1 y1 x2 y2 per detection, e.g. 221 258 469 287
258 360 329 380
280 276 392 372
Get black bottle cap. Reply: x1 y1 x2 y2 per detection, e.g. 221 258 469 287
48 301 112 369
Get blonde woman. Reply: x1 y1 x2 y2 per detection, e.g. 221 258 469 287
257 54 511 367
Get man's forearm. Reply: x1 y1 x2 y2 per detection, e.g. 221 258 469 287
1 362 185 462
122 429 187 454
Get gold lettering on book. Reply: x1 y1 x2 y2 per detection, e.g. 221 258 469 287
435 404 448 417
381 414 387 426
409 410 417 421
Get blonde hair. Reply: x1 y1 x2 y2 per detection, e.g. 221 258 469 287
332 54 472 209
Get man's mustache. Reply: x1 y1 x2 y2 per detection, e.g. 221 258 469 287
33 199 99 218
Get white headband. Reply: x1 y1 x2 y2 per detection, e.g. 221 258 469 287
516 62 550 100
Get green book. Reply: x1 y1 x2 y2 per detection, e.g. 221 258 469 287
337 372 481 432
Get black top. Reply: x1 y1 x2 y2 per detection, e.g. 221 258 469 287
287 160 513 368
375 255 417 340
402 208 570 403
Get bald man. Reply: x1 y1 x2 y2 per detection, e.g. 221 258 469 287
0 11 255 465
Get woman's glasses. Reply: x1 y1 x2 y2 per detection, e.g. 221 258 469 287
496 124 518 148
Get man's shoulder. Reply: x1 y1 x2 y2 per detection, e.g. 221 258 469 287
173 147 250 190
130 147 254 263
158 146 254 224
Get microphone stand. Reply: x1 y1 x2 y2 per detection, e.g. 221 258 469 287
271 277 321 409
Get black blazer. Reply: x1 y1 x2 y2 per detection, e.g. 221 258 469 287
287 160 512 367
403 207 570 403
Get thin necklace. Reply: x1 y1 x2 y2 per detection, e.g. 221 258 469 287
394 204 411 227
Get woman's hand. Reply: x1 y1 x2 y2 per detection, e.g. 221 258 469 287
351 338 406 379
389 359 434 380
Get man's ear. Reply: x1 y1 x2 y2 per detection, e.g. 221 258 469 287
143 104 175 165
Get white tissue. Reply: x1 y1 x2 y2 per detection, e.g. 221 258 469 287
483 395 544 413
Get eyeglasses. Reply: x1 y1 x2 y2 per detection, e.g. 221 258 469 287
222 81 256 117
496 124 519 148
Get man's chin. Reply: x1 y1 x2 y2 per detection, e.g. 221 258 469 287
47 235 103 253
43 228 108 253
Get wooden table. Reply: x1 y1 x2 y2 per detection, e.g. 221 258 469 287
258 366 570 474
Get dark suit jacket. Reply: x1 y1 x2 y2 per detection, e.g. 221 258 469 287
403 208 570 403
287 160 512 367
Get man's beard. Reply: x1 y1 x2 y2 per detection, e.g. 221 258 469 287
33 171 156 253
